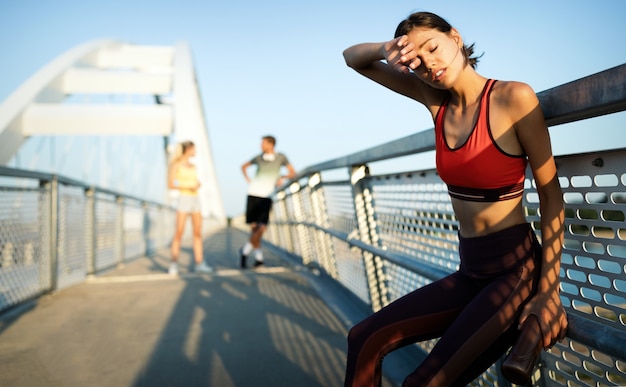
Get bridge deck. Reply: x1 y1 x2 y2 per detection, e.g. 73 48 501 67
0 228 404 387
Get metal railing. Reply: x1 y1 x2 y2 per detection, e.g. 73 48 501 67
256 63 626 386
0 167 220 313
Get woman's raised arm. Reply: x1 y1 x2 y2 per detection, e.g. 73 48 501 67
343 38 439 108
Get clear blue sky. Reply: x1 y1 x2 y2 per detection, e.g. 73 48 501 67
2 0 625 216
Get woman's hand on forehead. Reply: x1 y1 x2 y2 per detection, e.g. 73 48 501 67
397 35 422 70
384 36 420 74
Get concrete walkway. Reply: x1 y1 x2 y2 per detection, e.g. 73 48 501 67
0 228 402 387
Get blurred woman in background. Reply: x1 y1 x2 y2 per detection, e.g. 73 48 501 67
168 141 213 275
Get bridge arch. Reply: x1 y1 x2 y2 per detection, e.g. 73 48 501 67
0 40 224 220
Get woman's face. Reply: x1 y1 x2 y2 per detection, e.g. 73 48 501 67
404 27 464 88
184 145 196 157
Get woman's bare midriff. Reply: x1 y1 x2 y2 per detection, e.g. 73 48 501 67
451 197 527 238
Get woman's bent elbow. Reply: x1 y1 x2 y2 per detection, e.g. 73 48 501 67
343 50 355 68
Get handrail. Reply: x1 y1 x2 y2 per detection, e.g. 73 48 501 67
0 165 172 207
539 63 626 126
566 314 626 362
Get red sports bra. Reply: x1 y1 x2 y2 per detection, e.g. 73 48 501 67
435 79 528 202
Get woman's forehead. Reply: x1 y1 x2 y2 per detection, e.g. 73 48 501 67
406 28 443 47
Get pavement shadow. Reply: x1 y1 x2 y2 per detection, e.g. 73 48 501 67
131 228 349 387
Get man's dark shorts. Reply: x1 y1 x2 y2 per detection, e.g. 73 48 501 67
246 196 273 224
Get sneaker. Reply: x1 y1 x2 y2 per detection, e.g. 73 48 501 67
239 248 247 269
168 262 179 275
195 262 214 274
253 260 264 268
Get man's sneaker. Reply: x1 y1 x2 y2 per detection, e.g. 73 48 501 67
168 262 179 275
253 260 264 268
195 262 214 274
239 248 247 269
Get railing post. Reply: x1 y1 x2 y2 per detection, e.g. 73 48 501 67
308 173 338 277
85 187 96 275
289 181 312 264
48 175 59 291
275 190 294 254
115 196 125 268
162 205 174 251
142 202 152 257
37 180 51 291
350 165 388 311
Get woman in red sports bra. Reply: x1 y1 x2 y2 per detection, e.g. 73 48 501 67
342 11 568 386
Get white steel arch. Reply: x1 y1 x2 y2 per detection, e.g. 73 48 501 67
0 40 225 221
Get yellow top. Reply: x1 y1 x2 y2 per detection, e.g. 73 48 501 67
174 163 198 196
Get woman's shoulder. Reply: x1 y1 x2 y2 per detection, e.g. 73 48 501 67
491 80 544 127
491 80 540 113
492 80 538 103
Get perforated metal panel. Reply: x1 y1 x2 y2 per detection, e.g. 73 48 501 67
367 169 458 303
293 185 317 265
525 149 626 386
544 151 625 330
123 199 147 259
57 184 87 289
94 192 119 271
323 183 358 235
333 238 371 305
147 205 175 253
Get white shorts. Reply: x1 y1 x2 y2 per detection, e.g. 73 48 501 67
178 195 201 213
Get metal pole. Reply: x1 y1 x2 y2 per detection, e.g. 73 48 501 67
350 165 387 311
275 191 294 254
115 196 125 268
48 175 59 291
85 187 96 275
308 173 338 277
142 202 152 257
288 182 311 264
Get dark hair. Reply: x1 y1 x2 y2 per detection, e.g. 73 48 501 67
181 141 195 154
394 11 481 69
262 135 276 146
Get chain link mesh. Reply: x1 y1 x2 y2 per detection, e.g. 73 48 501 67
0 172 178 313
0 178 51 311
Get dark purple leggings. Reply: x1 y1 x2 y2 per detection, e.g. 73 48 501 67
345 223 541 387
